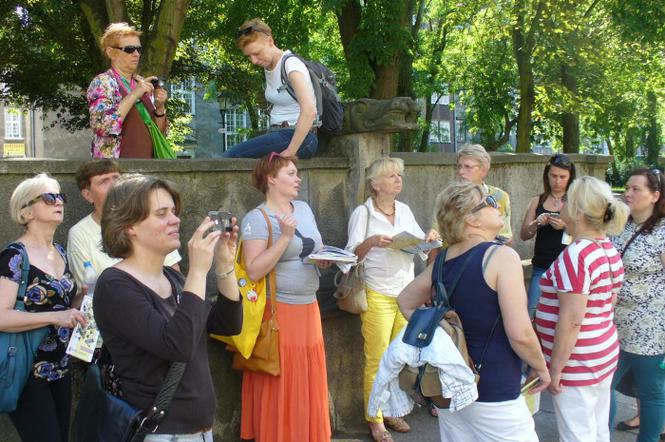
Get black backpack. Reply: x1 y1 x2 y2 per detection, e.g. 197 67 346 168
280 53 344 135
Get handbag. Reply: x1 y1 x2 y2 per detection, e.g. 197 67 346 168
72 269 188 442
231 208 281 376
0 243 49 413
333 204 370 314
399 244 501 409
210 209 273 358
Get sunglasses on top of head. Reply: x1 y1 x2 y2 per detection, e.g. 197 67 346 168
113 45 143 55
235 25 271 38
650 168 663 188
549 153 572 168
471 195 499 213
21 193 67 209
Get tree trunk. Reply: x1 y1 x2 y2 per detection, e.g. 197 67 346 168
143 0 191 77
561 62 580 153
419 100 435 152
512 32 535 153
645 90 661 164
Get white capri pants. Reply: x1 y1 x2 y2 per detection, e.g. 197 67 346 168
551 376 612 442
437 395 538 442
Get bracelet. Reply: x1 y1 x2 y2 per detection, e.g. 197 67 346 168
154 111 166 117
215 267 235 279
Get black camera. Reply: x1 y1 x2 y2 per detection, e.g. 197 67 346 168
150 77 166 89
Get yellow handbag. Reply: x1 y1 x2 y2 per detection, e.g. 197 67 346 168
210 208 273 359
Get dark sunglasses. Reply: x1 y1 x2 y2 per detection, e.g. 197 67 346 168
650 168 663 188
22 192 67 209
471 195 498 213
113 45 144 55
235 25 270 38
549 153 572 168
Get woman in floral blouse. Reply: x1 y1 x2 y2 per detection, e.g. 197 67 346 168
87 22 169 158
0 174 85 442
610 168 665 442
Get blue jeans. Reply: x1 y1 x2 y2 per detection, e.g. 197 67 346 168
527 266 546 312
610 350 665 442
144 429 212 441
222 129 318 158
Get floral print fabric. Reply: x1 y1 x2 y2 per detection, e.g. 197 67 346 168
611 218 665 355
0 243 77 381
87 69 124 158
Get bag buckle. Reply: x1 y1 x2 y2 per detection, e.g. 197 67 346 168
138 407 164 434
417 332 428 341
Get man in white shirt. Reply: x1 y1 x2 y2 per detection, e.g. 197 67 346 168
67 160 181 293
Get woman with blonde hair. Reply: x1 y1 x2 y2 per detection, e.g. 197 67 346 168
345 157 439 441
0 174 85 442
535 176 628 442
399 181 549 442
223 18 318 158
87 22 169 158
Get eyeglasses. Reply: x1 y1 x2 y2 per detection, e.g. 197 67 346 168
235 25 271 38
457 163 480 172
113 45 143 55
549 153 572 167
471 195 498 213
21 193 67 209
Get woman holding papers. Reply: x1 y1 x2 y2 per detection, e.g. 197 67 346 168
239 152 332 442
399 181 549 442
345 156 439 442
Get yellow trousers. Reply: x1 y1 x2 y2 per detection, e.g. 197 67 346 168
361 288 407 423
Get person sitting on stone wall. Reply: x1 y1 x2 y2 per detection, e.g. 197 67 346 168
67 159 180 296
456 144 513 245
222 18 318 159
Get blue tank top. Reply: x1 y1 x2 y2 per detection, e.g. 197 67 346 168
435 242 522 402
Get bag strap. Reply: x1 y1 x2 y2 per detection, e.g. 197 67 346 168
280 52 299 102
131 268 188 438
619 223 643 258
475 244 502 371
258 208 277 321
431 246 479 308
12 242 31 311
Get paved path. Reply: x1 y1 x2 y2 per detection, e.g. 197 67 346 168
333 392 639 441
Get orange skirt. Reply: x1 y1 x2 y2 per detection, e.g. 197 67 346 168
240 301 331 442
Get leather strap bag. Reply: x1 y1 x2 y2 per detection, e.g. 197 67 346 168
232 208 281 376
333 204 370 314
0 243 49 413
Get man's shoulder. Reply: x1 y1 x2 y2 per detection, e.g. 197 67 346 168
70 214 98 236
485 183 510 200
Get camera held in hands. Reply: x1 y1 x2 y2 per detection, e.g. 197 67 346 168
150 77 166 89
208 211 233 232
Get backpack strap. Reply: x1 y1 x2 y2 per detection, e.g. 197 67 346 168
475 243 502 371
279 53 298 102
431 245 480 308
5 242 31 311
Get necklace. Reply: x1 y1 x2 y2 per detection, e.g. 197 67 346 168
373 198 395 216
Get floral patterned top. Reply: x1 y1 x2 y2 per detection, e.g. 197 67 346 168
610 218 665 355
0 242 77 380
87 69 126 158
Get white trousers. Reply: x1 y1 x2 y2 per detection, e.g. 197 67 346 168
551 376 612 442
437 395 539 442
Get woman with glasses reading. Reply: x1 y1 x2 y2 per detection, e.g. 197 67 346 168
0 174 85 442
520 153 576 312
87 22 169 158
609 168 665 442
399 181 549 442
535 176 628 442
223 19 318 159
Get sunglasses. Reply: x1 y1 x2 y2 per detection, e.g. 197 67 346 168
268 151 281 164
113 45 144 55
235 25 270 38
650 168 663 188
549 153 572 167
22 192 67 209
471 195 498 213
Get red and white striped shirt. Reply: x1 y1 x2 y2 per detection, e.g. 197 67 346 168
535 238 624 387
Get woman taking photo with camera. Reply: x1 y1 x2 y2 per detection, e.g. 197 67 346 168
239 153 331 441
0 174 85 442
520 153 576 312
93 174 242 440
87 22 169 158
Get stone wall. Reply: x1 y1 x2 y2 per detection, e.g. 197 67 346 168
0 148 611 441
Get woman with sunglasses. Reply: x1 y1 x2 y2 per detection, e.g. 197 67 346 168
0 174 85 442
399 181 549 442
609 168 665 442
535 176 628 442
520 153 576 312
87 22 168 158
239 153 332 441
222 19 318 159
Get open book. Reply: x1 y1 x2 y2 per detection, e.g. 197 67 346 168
388 231 443 255
306 245 358 264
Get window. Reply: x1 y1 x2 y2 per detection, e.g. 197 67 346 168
225 107 247 148
456 119 467 142
169 79 196 115
4 108 22 139
429 120 451 143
